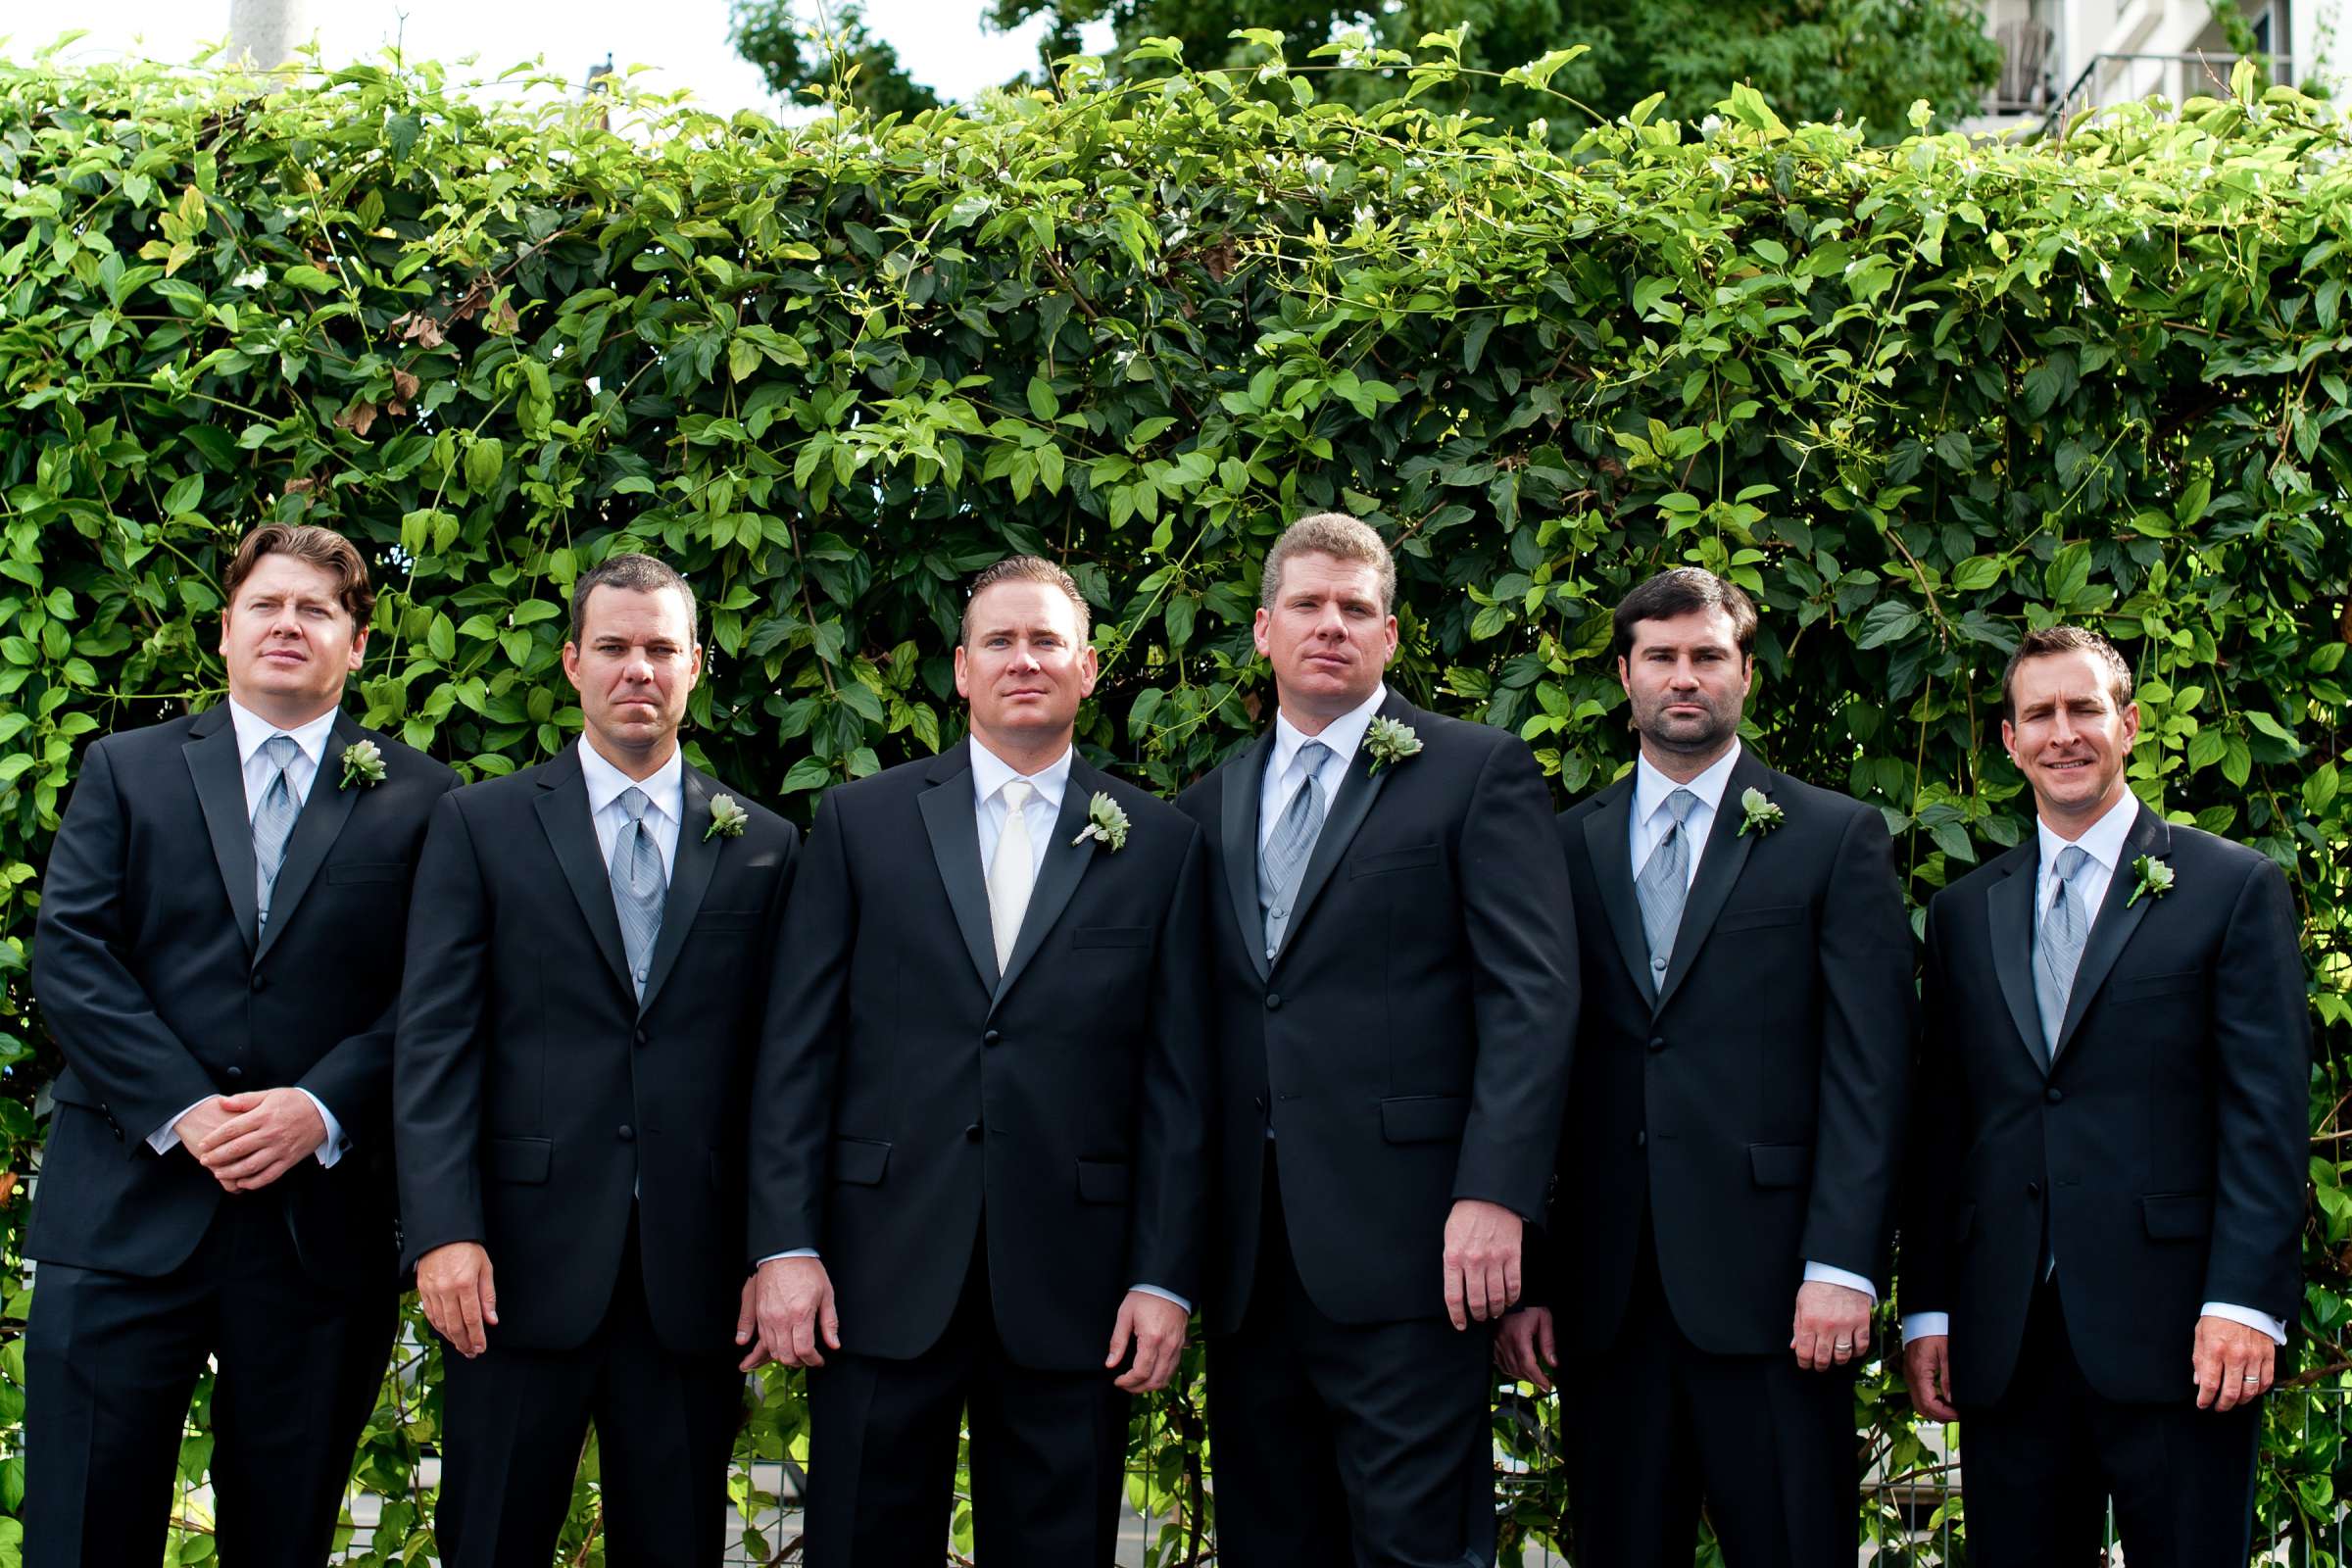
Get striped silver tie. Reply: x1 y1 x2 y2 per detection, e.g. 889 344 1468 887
611 786 666 1001
2033 844 2091 1060
1258 741 1331 960
1634 787 1699 994
252 734 301 931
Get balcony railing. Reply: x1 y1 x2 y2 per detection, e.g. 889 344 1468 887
2044 51 2297 138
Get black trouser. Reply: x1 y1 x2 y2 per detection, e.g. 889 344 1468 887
434 1210 744 1568
1207 1150 1495 1568
803 1230 1130 1568
1560 1227 1860 1568
1956 1281 2260 1567
24 1194 396 1568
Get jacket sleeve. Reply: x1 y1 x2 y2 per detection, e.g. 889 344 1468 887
1896 899 1961 1321
1125 820 1215 1303
392 790 495 1269
30 738 220 1140
1449 735 1580 1221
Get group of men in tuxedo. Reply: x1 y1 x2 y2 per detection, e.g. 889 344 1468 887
19 509 2309 1568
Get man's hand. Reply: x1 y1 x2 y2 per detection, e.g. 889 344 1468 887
736 1276 772 1372
194 1089 327 1192
417 1242 498 1358
1903 1334 1958 1422
2193 1315 2277 1411
1105 1291 1189 1394
1494 1305 1556 1393
1443 1199 1523 1330
754 1256 841 1368
171 1098 237 1174
1790 1280 1873 1372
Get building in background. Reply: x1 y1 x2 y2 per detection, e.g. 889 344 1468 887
1966 0 2345 134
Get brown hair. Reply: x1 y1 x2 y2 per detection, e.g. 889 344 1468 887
1999 625 2133 722
221 524 375 625
1261 512 1396 615
568 553 699 646
960 556 1092 647
1611 567 1758 662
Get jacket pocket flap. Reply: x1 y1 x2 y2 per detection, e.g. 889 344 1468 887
690 910 761 933
1076 1159 1131 1203
831 1138 891 1186
1380 1095 1469 1145
326 861 410 885
1748 1143 1813 1189
1349 843 1441 878
2108 968 2204 1003
1071 925 1152 949
2142 1192 2214 1240
1716 905 1805 934
489 1137 552 1185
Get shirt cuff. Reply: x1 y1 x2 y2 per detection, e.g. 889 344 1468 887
2201 1300 2288 1346
1900 1312 1950 1345
1803 1261 1878 1303
296 1089 348 1169
757 1249 821 1266
1130 1284 1193 1313
149 1095 215 1154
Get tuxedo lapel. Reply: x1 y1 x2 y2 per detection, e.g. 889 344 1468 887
1653 751 1769 1014
1984 847 2047 1072
183 704 260 958
916 742 999 995
2054 804 2170 1061
1272 691 1409 972
1218 730 1275 982
252 710 366 966
532 745 635 1003
993 760 1102 1011
636 766 723 1014
1580 776 1654 1002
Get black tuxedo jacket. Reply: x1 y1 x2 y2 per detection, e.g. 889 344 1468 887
27 704 455 1286
1540 750 1916 1355
1176 692 1577 1333
1898 804 2308 1404
394 743 797 1355
748 742 1211 1371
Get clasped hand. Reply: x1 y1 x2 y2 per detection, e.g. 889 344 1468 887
174 1089 326 1193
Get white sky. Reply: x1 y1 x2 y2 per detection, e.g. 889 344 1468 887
4 0 1107 117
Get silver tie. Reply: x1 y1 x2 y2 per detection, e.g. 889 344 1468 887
988 779 1038 974
611 786 666 1001
1634 787 1700 993
1258 741 1331 960
2033 844 2092 1061
252 734 301 932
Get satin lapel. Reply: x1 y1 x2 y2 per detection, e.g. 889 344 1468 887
993 761 1101 1012
532 746 634 1002
1580 777 1654 1002
182 704 260 958
637 766 723 1014
2053 804 2171 1062
252 710 366 965
1218 730 1275 983
916 742 999 994
1653 752 1769 1014
1272 692 1409 971
1985 849 2047 1073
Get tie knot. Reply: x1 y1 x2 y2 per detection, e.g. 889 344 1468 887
2054 843 2089 882
262 734 300 769
615 786 651 826
1663 787 1699 827
1001 779 1035 812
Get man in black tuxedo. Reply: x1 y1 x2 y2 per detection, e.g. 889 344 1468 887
24 524 453 1567
1495 567 1916 1565
1899 625 2307 1565
749 556 1210 1567
1175 512 1576 1568
395 552 797 1565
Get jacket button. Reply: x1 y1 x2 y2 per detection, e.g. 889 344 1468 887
250 973 267 992
983 1029 1002 1046
1635 1130 1646 1148
964 1122 983 1143
1646 1036 1666 1053
2026 1181 2041 1198
1265 993 1281 1010
224 1065 244 1081
617 1124 635 1142
634 1026 649 1048
2045 1087 2063 1104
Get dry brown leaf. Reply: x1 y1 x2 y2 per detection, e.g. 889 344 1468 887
333 401 379 437
391 368 419 400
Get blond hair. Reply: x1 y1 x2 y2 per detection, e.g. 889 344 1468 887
1261 512 1396 614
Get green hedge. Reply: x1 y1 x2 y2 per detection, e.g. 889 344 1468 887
0 34 2348 1563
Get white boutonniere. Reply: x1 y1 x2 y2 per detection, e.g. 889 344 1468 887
705 793 748 842
1736 786 1784 836
1073 792 1130 852
2127 854 2174 907
1364 715 1423 776
338 739 385 790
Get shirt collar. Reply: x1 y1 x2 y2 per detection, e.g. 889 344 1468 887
227 698 339 767
2037 790 2140 880
1633 739 1742 828
577 739 684 824
969 736 1072 812
1271 682 1389 782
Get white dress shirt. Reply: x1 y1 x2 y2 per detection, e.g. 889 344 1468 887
1258 683 1387 858
577 739 684 884
152 700 350 1163
1901 791 2284 1346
